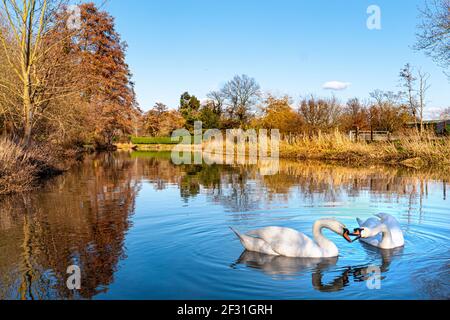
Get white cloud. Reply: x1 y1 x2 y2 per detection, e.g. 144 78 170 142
322 81 351 91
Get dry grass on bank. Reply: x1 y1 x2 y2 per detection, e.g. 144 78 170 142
0 138 65 195
202 130 450 167
280 131 450 166
119 130 449 168
396 134 450 165
280 131 394 163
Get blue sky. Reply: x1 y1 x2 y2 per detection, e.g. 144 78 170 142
92 0 449 117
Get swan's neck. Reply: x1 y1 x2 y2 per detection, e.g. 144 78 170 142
374 224 393 246
313 221 339 255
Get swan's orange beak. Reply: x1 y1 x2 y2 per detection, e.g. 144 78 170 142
342 228 352 243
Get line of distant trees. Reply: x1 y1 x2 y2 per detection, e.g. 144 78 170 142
136 0 450 139
136 68 445 138
1 0 447 148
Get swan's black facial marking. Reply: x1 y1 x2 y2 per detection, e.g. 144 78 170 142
351 228 364 236
342 228 352 243
350 228 364 242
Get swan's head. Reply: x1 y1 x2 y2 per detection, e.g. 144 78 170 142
335 222 353 243
328 219 353 243
342 228 352 243
315 219 353 243
351 228 371 240
314 219 353 243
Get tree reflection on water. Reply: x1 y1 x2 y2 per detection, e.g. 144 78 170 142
0 153 140 299
0 151 447 299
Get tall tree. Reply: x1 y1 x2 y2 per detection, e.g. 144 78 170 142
144 103 165 136
153 102 168 114
298 96 341 135
144 104 185 137
158 110 185 136
199 101 221 129
0 21 15 135
259 95 303 135
368 91 412 133
340 98 369 133
73 3 137 147
179 92 200 131
369 90 402 106
417 69 431 132
0 0 80 144
220 74 260 127
399 64 418 120
415 0 450 77
206 90 225 116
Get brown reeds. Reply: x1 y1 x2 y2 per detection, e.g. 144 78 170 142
0 138 62 195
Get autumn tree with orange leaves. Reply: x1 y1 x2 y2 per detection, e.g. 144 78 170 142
0 1 137 148
71 3 137 148
257 95 303 136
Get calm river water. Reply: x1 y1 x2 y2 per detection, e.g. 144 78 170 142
0 152 449 300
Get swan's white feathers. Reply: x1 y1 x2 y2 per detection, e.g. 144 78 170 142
231 227 280 256
231 219 344 258
246 227 322 258
355 214 404 249
359 217 382 229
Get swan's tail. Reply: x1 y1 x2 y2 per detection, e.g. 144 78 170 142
230 227 249 248
230 227 243 240
229 227 280 256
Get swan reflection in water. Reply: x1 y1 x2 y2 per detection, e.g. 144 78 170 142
233 245 404 293
351 244 404 284
233 251 349 292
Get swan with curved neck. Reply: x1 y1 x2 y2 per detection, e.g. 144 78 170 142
231 219 352 258
352 213 404 249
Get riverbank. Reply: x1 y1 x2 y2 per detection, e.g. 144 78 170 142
279 132 450 168
120 132 450 168
4 133 446 196
116 143 174 152
0 138 82 195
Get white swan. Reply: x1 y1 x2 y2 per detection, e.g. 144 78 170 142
231 219 352 258
352 213 404 249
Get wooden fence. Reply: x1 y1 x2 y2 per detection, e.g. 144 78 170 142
349 130 391 142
